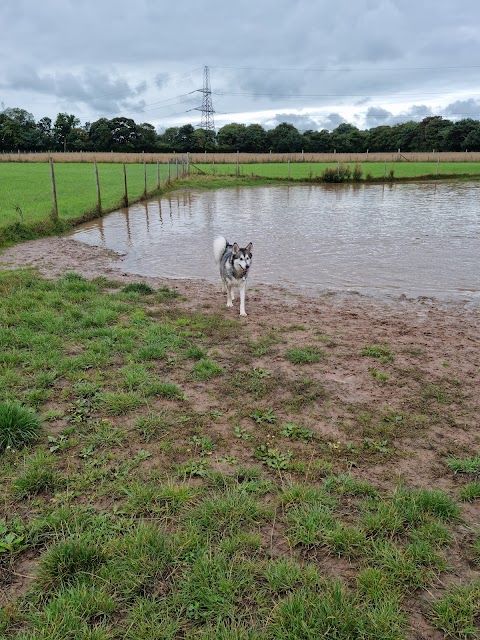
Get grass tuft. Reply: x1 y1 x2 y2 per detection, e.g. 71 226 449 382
0 402 42 450
430 580 480 639
286 345 324 364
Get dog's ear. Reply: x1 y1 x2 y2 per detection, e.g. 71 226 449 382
232 243 239 254
245 242 253 253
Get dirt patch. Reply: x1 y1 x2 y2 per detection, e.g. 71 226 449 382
1 236 479 638
1 237 479 494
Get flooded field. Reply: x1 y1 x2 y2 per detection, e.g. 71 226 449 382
68 182 480 303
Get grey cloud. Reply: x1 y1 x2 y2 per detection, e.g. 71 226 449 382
317 113 347 131
263 113 320 131
444 99 480 119
2 0 480 127
363 107 395 128
154 74 170 90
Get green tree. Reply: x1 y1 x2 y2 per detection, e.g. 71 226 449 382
366 125 395 151
391 121 419 152
415 116 452 151
331 123 367 152
302 129 331 152
109 117 139 151
35 117 54 150
89 118 113 151
463 126 480 151
177 124 195 152
68 126 91 151
0 108 39 151
217 123 247 151
160 127 180 151
267 122 303 152
190 127 216 151
243 124 268 152
53 112 80 151
136 122 158 151
443 119 480 151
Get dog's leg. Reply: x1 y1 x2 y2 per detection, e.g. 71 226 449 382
239 282 247 316
226 285 233 307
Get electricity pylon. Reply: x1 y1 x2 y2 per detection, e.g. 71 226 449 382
196 66 216 134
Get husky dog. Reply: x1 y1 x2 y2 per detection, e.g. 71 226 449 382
213 236 253 316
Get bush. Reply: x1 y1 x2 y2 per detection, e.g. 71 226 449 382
353 163 363 181
0 402 42 451
321 163 352 183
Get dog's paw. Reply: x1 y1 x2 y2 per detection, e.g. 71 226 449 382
226 301 233 308
239 311 247 317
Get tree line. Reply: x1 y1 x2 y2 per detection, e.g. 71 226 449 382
2 107 480 154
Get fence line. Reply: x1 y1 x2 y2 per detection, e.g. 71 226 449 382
2 151 480 164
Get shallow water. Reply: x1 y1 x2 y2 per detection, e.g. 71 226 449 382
68 182 480 303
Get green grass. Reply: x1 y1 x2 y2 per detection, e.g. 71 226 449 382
285 345 324 364
196 161 480 180
361 343 395 363
430 581 480 639
447 454 480 474
0 162 168 226
0 402 42 450
0 268 478 639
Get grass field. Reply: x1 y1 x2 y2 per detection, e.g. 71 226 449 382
197 161 480 180
0 270 479 638
0 163 171 226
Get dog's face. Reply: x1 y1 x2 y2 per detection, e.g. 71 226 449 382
232 242 253 275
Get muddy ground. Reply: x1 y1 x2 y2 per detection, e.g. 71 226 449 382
1 236 479 487
1 236 479 639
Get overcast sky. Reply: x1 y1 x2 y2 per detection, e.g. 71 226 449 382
2 0 480 132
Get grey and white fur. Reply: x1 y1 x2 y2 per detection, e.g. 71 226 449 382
213 235 253 316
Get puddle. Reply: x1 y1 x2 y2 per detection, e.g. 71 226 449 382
68 182 480 303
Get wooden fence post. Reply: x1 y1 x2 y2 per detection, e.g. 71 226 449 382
123 163 128 207
49 157 59 223
143 158 147 197
94 160 102 215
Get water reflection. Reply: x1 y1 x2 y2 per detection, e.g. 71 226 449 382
68 183 480 303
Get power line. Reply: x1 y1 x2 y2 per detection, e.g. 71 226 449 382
217 90 480 99
211 64 480 73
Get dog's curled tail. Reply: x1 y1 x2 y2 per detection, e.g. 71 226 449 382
213 235 227 265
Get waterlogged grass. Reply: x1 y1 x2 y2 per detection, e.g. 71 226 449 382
0 269 478 638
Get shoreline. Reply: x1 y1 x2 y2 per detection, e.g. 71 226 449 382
1 235 478 313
